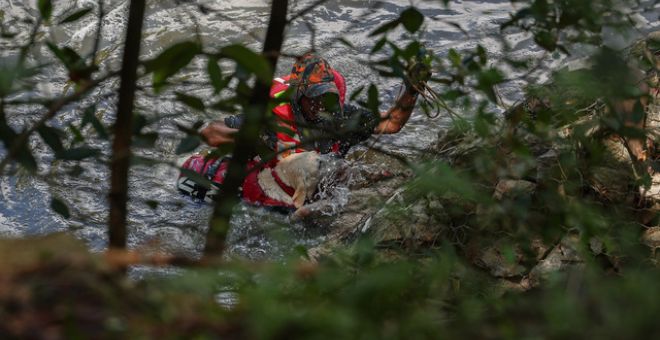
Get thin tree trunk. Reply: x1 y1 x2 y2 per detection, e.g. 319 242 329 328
205 0 289 255
108 0 146 249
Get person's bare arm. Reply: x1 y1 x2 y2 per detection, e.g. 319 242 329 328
374 88 419 134
373 58 432 134
199 120 238 146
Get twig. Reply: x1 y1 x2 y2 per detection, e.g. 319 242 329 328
104 249 206 268
91 0 105 63
305 21 317 51
213 12 264 45
287 0 329 23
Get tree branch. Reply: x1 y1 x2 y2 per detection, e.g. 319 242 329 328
205 0 289 255
91 0 105 63
108 0 146 250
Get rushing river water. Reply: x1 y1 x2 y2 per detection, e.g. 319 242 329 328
0 0 658 264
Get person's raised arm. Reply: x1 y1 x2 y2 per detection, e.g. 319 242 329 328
374 88 419 134
373 61 432 134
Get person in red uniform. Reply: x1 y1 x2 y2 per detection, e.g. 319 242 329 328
202 53 425 155
178 52 430 207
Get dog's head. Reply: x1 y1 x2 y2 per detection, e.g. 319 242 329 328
274 151 321 208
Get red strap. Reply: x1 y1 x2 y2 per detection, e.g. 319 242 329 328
241 164 295 208
270 169 295 197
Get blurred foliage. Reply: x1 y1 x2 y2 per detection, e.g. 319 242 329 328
2 234 659 339
0 0 659 338
501 0 641 52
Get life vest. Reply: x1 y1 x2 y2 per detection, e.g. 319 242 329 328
269 70 347 160
178 154 296 209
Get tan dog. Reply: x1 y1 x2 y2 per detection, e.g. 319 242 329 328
258 151 350 220
179 150 340 215
257 151 321 209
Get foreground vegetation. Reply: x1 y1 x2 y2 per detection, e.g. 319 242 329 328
1 0 659 338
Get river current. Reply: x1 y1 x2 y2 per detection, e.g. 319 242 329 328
0 0 657 264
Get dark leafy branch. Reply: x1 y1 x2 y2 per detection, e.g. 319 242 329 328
0 70 120 175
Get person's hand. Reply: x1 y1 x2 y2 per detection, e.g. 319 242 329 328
405 61 432 92
405 47 433 92
199 121 238 147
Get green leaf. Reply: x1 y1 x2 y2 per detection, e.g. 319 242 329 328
132 113 150 135
144 41 202 92
534 30 558 51
59 8 93 24
403 41 421 60
46 43 84 70
371 37 388 55
220 45 271 84
0 66 17 96
68 124 85 144
134 132 159 148
476 45 488 66
51 197 70 219
1 31 18 39
338 37 355 49
15 145 37 172
56 147 100 161
447 49 461 67
0 122 17 150
400 7 424 33
631 100 647 124
38 0 53 21
367 84 380 115
175 135 201 154
82 106 109 140
294 245 310 260
37 125 64 153
500 8 532 30
175 92 205 111
369 19 401 37
179 168 217 190
350 86 365 102
207 57 224 94
477 68 504 101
